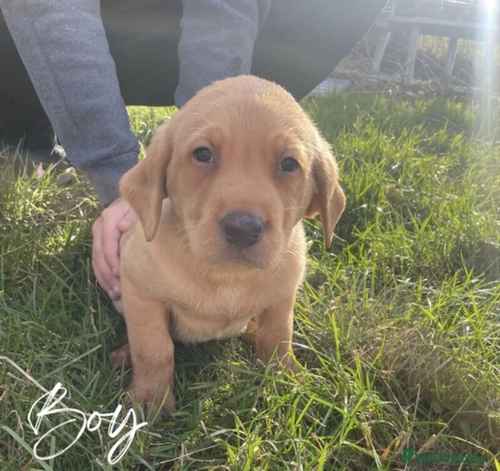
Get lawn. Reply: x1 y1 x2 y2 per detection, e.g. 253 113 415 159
0 94 499 470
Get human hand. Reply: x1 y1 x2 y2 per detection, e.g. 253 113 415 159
92 198 137 300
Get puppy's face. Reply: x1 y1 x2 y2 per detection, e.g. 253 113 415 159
167 103 316 270
121 76 345 270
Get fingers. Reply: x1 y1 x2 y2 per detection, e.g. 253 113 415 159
92 216 118 298
101 206 123 279
117 207 136 233
91 198 138 301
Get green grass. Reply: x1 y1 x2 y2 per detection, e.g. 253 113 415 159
0 96 499 470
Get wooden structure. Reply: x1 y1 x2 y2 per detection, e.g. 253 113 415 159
372 0 497 83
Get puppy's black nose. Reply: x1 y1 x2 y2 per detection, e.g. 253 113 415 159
220 211 264 248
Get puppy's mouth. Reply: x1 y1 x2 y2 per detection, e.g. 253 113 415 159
218 245 267 269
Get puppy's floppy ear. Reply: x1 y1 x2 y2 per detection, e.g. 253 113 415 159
305 137 346 249
119 122 172 241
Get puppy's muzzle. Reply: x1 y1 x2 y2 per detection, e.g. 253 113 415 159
220 211 264 249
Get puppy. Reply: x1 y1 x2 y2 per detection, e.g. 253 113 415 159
115 75 345 411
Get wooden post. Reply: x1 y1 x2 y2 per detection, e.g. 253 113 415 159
372 31 392 73
446 37 459 80
371 0 399 74
406 25 420 83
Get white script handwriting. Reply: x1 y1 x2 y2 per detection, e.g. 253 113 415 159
27 382 148 464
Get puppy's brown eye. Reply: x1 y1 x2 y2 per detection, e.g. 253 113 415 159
193 147 214 164
280 156 300 173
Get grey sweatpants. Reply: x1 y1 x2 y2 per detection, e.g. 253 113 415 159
0 0 269 205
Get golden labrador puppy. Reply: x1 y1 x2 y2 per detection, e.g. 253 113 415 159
115 75 345 411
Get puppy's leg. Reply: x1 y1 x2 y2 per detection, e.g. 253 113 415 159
121 277 175 412
255 296 296 370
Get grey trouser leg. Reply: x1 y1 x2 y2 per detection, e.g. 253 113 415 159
0 0 139 204
175 0 269 106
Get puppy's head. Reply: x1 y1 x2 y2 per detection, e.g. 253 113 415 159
120 76 345 270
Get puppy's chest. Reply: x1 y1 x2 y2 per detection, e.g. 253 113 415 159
166 277 266 344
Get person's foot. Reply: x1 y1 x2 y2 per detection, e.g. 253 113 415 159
0 139 73 184
21 142 66 164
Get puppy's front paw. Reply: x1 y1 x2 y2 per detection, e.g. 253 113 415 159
127 380 176 413
257 348 302 376
278 351 300 373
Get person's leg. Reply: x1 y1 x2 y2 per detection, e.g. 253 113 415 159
174 0 271 107
0 0 138 204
